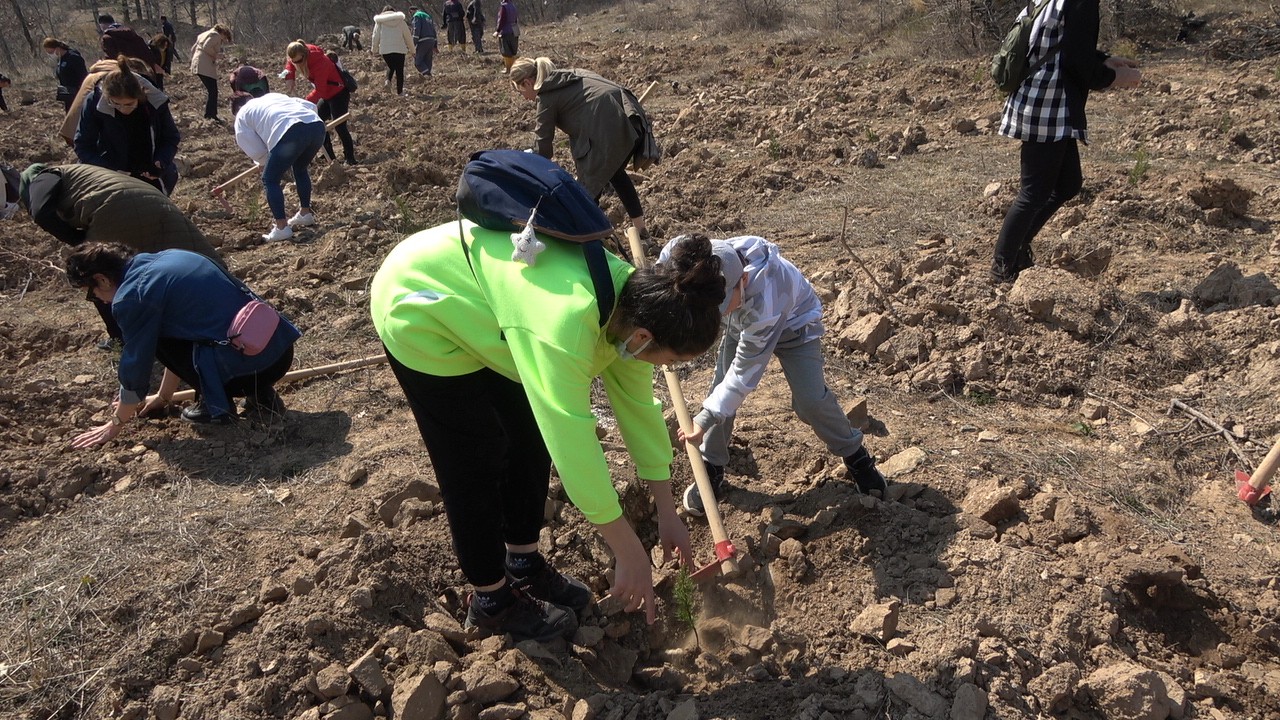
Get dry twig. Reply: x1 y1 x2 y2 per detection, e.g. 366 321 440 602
1168 399 1251 470
835 206 904 325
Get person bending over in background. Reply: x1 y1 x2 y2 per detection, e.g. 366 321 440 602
283 41 357 165
43 38 89 111
991 0 1140 283
658 234 888 517
510 57 660 237
342 25 364 51
67 244 300 444
74 57 181 195
233 90 327 243
370 185 725 641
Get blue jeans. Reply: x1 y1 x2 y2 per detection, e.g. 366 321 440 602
262 120 326 221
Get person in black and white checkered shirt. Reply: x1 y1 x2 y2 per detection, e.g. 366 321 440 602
992 0 1141 283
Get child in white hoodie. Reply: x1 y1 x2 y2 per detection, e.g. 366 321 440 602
658 234 887 516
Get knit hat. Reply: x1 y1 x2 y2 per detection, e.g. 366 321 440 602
18 163 48 211
709 239 745 315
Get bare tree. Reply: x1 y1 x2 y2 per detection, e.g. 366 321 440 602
7 0 39 55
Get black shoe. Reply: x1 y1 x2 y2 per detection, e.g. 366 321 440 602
1013 246 1035 272
244 388 286 417
96 337 122 352
989 260 1019 285
464 592 577 642
844 447 887 496
683 461 726 518
181 401 234 425
508 564 593 611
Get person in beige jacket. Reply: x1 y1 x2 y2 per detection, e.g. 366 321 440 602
190 24 232 121
372 7 414 95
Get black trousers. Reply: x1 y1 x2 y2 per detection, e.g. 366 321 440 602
606 163 644 220
385 349 551 588
155 337 293 404
994 138 1083 271
381 53 406 94
317 90 356 164
198 74 218 119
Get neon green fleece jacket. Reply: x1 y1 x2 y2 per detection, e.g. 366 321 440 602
370 220 673 525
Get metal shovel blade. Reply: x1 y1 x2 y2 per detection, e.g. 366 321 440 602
1236 469 1272 506
688 540 738 583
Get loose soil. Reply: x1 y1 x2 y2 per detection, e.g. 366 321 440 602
2 4 1280 719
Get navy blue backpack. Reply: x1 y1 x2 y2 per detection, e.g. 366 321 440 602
456 149 616 326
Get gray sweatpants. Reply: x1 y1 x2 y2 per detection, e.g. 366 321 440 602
700 335 863 467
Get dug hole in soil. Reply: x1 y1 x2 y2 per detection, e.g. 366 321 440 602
2 3 1280 719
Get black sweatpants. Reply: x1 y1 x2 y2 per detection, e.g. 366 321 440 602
385 349 551 588
994 138 1083 272
318 89 356 164
381 53 406 94
154 337 293 404
198 74 218 119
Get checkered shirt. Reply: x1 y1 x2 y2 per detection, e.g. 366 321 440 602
998 0 1084 143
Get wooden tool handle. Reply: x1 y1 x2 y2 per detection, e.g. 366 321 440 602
637 80 658 104
625 228 738 576
169 354 387 403
1252 437 1280 490
325 112 350 130
212 162 261 194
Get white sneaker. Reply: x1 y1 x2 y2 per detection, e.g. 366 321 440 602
262 225 293 242
287 211 316 228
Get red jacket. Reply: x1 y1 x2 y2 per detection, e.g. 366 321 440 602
283 44 344 103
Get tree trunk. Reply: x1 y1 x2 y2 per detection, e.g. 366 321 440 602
0 30 17 73
188 0 196 28
7 0 39 56
134 0 144 23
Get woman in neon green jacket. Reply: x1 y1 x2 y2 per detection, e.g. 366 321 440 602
372 221 724 642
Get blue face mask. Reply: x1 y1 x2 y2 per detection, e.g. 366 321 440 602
615 331 653 361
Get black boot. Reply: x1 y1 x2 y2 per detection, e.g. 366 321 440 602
844 447 887 496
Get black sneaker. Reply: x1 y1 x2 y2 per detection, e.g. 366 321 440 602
181 401 235 425
989 260 1019 285
508 564 593 611
844 447 887 496
464 592 578 642
683 462 726 518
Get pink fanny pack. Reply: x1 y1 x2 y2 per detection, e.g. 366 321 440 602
227 299 281 355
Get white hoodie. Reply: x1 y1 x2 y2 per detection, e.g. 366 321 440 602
658 235 824 429
372 11 414 55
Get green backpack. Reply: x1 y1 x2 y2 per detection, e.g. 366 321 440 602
990 0 1062 94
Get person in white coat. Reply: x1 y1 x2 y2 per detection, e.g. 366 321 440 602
372 6 415 95
657 234 889 516
233 91 327 242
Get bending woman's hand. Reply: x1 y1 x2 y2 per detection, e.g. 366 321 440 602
596 517 658 624
71 421 121 449
648 479 693 568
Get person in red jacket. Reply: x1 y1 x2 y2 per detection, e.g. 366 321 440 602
282 41 356 165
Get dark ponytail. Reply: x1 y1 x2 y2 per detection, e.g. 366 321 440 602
102 55 146 100
616 234 723 355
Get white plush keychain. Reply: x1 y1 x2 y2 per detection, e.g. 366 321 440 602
511 205 546 266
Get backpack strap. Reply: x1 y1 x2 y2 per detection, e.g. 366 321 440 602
581 240 614 328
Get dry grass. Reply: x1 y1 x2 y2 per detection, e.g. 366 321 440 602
0 476 292 716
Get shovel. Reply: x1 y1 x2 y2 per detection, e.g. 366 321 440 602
1236 437 1280 506
624 228 738 582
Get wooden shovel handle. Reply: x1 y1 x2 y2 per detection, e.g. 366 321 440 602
212 163 260 194
1251 437 1280 490
625 228 738 576
637 80 657 104
169 354 387 403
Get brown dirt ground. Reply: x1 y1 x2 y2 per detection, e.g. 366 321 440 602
2 3 1280 719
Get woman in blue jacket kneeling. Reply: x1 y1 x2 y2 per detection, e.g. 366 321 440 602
67 243 301 448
